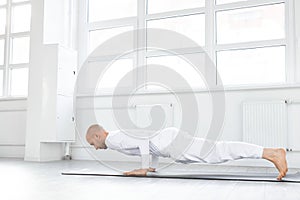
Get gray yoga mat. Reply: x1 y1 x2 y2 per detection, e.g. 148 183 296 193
61 171 300 183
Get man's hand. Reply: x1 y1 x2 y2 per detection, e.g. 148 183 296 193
123 168 156 176
148 167 156 172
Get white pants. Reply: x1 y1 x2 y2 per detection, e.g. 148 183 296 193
176 138 264 164
160 128 264 164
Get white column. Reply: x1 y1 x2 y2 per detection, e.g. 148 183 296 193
24 0 46 161
295 0 300 83
25 0 76 161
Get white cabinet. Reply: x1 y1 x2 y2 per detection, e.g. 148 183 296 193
40 44 77 142
56 95 74 141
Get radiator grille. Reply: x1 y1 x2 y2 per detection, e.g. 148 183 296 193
242 101 288 148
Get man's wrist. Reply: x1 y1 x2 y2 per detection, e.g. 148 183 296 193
148 167 156 172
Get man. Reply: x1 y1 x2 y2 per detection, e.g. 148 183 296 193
85 124 288 180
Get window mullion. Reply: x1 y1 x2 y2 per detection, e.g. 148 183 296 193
285 0 296 84
3 0 12 96
10 31 30 38
9 63 29 69
215 0 285 11
215 39 286 51
146 7 205 21
205 0 217 86
88 17 136 31
295 0 300 83
10 1 30 7
137 0 146 89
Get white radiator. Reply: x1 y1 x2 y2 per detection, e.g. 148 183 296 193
242 100 288 148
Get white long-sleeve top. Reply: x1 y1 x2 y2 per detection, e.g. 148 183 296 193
105 127 179 169
104 127 264 169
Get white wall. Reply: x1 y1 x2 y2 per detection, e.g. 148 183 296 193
0 99 27 157
0 0 78 159
72 87 300 168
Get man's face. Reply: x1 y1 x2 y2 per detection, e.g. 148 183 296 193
86 130 107 150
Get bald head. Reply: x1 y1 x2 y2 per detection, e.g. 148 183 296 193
86 124 104 137
86 124 108 150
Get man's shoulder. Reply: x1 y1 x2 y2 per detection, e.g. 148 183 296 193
107 130 124 139
105 130 124 149
107 129 134 141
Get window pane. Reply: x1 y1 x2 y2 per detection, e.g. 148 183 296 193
88 0 136 22
147 53 206 89
97 59 134 89
217 4 285 44
10 36 30 64
0 0 6 6
217 46 286 85
0 39 4 65
147 0 205 14
147 14 205 49
0 8 6 35
216 0 253 4
89 26 133 53
0 69 3 96
11 4 31 33
10 68 28 96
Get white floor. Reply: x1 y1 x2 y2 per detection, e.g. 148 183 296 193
0 158 300 200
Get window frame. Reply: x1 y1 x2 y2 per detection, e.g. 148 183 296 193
0 0 31 98
78 0 297 95
214 0 294 86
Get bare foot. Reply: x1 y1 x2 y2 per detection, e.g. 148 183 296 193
262 148 288 181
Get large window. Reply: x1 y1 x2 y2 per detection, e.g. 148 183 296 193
82 0 294 91
215 2 287 85
0 0 31 97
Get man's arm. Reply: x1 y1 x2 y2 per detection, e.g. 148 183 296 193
150 155 159 171
123 168 153 176
123 155 159 176
123 139 151 176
